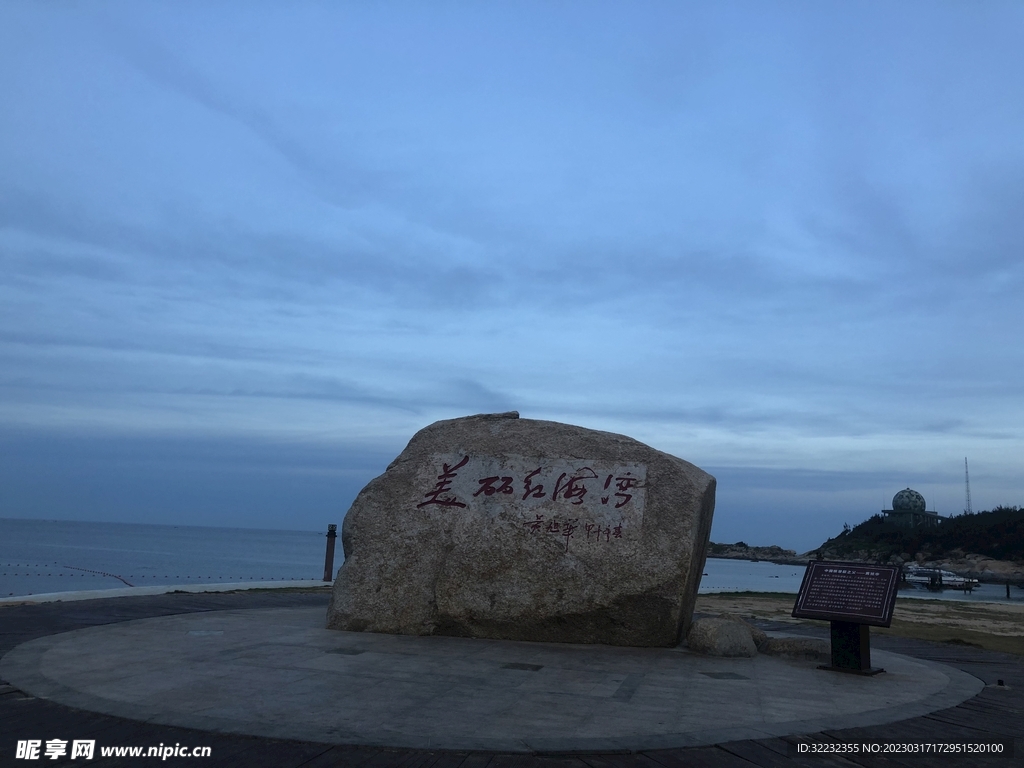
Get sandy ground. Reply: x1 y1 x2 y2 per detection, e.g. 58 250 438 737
697 592 1024 656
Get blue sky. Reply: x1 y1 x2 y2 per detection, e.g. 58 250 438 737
2 2 1022 552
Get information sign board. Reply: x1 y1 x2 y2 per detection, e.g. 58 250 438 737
792 561 900 627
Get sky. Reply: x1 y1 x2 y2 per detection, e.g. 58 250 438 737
1 2 1022 553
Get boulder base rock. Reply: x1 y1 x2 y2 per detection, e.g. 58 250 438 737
686 617 758 657
327 412 716 646
717 614 769 651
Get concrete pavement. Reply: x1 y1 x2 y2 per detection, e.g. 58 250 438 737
0 606 984 753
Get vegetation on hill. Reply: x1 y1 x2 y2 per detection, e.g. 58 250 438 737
817 506 1024 562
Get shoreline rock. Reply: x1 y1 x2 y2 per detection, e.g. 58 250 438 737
328 412 716 646
686 614 829 662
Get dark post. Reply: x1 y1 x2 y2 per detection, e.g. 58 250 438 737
323 524 338 582
1008 582 1012 600
829 621 875 673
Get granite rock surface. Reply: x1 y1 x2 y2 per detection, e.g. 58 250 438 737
686 617 758 657
717 614 769 651
327 411 716 646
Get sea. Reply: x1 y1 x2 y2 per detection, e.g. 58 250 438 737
700 557 1024 604
0 518 328 598
2 518 1022 604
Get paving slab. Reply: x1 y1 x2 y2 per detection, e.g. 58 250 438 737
0 607 983 753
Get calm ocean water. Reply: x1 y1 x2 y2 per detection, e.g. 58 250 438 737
701 556 1024 604
1 518 328 597
2 518 1021 603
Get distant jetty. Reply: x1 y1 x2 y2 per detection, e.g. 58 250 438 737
807 548 1024 585
706 542 803 565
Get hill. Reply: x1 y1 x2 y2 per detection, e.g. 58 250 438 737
706 541 798 562
814 506 1024 582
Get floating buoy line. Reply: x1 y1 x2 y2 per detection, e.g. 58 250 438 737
2 562 319 596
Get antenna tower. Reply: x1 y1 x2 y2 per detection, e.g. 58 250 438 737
964 457 973 515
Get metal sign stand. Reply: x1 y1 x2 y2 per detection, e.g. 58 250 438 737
825 620 884 675
792 561 901 677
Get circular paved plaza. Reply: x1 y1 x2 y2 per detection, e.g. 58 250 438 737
0 606 984 752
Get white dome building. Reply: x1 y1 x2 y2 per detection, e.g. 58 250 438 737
882 488 942 528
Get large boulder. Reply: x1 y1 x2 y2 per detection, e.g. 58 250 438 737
686 617 758 657
716 614 769 651
327 411 716 646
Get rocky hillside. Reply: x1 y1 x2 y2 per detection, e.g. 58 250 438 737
813 506 1024 583
707 541 798 563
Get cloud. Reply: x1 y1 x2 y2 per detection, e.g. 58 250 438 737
1 2 1022 534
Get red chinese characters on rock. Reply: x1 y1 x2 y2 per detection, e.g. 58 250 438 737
527 515 625 551
474 476 515 497
417 455 470 508
522 468 546 500
552 468 599 505
418 458 643 520
521 466 641 508
600 473 639 508
560 518 579 551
